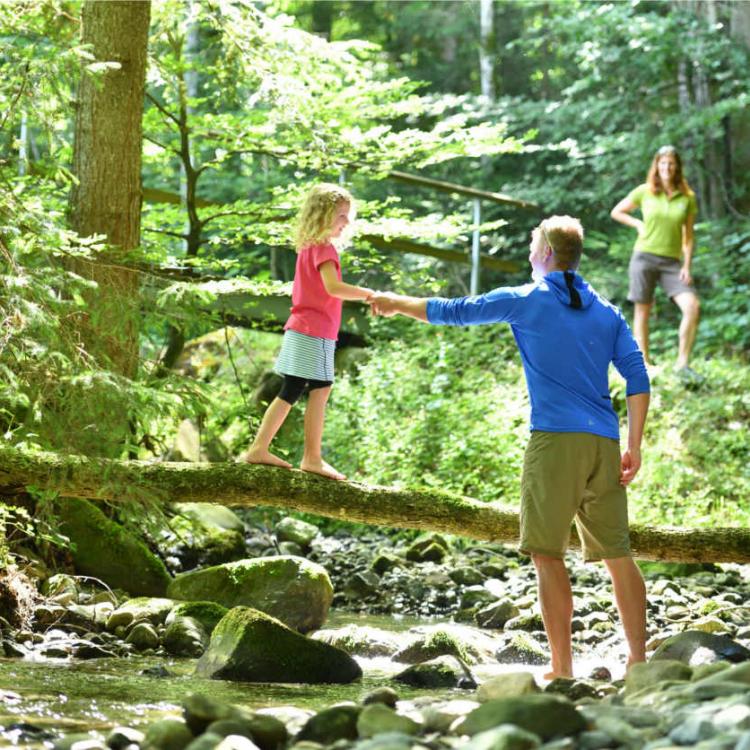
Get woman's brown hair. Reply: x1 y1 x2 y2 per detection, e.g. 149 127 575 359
646 145 692 195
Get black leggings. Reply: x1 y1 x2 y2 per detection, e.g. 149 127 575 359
278 374 332 405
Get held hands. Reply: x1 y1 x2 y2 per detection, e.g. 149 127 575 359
367 291 403 318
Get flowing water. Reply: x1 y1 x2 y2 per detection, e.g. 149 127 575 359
0 611 624 748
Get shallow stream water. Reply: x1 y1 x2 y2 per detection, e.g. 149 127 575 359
0 611 624 748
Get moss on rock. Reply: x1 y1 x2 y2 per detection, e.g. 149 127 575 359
195 606 361 684
168 556 332 633
56 498 171 596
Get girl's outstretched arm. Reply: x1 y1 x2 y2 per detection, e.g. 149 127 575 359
319 261 373 301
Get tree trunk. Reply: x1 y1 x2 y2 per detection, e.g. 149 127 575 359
1 445 748 564
479 0 495 100
66 0 151 455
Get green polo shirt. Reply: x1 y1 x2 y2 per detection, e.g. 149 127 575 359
628 183 697 260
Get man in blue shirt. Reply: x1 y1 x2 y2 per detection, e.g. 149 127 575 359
371 215 650 679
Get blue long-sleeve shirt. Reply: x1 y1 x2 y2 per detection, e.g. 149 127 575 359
426 271 650 440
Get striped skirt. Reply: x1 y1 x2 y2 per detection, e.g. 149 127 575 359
275 329 336 382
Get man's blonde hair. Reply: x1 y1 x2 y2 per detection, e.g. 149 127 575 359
536 215 584 270
293 183 354 251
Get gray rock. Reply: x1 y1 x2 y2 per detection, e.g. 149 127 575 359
168 557 333 633
278 542 304 557
344 571 380 599
125 622 160 651
356 704 420 738
107 598 176 631
163 615 208 657
475 601 520 629
215 737 260 750
421 699 480 733
405 533 449 563
183 694 237 735
195 607 362 684
362 687 399 709
53 735 107 750
311 625 400 658
393 629 471 664
371 553 404 575
173 503 245 533
107 726 145 750
296 705 361 744
463 724 541 750
651 630 750 665
458 694 585 741
577 730 615 750
668 716 716 745
713 703 750 731
504 613 545 632
74 642 118 660
735 731 750 750
625 660 693 695
460 587 498 610
141 718 194 750
394 657 461 688
351 732 415 750
495 633 548 666
161 506 247 570
166 602 228 636
276 518 319 548
694 661 750 686
477 673 539 701
450 567 486 586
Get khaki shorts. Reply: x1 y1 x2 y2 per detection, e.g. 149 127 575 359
519 431 631 562
628 251 694 304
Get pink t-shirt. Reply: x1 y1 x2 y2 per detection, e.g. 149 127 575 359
284 242 343 341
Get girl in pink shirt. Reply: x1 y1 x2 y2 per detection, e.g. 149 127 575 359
242 184 375 480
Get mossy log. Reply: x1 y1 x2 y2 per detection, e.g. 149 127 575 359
1 445 748 563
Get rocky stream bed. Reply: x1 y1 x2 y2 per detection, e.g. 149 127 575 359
1 504 749 750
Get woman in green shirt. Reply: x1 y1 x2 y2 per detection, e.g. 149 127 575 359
611 145 700 379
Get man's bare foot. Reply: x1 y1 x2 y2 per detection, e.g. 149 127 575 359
300 459 346 480
242 448 292 469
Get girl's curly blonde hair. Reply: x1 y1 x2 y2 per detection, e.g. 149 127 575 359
293 183 354 251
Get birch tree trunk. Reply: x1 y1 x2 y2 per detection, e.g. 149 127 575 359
479 0 495 100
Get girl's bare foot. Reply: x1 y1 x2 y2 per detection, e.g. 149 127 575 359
242 448 292 469
300 459 346 480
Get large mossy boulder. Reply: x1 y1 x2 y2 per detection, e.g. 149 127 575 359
194 607 362 684
167 556 332 633
56 498 171 597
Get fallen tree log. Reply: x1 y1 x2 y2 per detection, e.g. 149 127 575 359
1 445 748 564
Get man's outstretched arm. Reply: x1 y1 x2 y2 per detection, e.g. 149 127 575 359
370 292 428 321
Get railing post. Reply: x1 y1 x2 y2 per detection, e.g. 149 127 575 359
470 198 481 295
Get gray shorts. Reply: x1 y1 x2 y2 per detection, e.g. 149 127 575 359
628 251 694 304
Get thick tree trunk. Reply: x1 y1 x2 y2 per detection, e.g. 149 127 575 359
66 1 151 455
1 446 748 564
